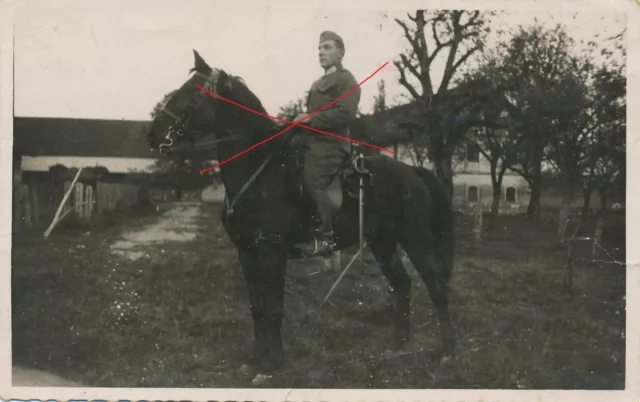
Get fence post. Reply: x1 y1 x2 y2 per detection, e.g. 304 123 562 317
562 217 583 296
85 185 94 221
31 183 40 227
558 204 569 237
473 202 482 247
97 182 103 213
592 213 605 258
21 184 32 228
75 182 84 219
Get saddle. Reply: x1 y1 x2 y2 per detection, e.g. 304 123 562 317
287 143 366 212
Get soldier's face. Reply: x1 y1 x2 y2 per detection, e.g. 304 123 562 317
318 40 343 69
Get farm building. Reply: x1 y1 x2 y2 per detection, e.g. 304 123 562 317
12 116 175 233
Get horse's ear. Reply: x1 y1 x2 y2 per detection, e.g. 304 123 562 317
193 49 211 73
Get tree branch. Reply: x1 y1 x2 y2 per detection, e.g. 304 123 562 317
393 60 422 101
452 44 483 72
399 54 422 86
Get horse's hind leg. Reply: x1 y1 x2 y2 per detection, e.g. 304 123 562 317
367 232 412 349
399 226 455 358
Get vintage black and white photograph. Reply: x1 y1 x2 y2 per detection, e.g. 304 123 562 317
4 0 634 397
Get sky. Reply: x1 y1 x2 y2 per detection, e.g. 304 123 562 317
13 0 626 122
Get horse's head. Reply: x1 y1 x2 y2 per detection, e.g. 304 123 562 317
146 50 237 154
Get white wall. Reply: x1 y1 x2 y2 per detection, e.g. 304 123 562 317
21 156 158 174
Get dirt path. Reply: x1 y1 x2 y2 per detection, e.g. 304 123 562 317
12 202 205 387
110 202 203 261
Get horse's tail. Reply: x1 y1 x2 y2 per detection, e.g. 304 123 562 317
413 166 455 284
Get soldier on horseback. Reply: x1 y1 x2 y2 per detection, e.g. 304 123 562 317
289 30 361 256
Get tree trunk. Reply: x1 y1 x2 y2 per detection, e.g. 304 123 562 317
434 152 454 200
581 185 594 221
599 187 608 213
527 166 542 220
489 162 503 215
558 195 570 237
491 192 500 215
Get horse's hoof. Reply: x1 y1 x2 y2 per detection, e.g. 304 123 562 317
440 353 455 364
252 373 273 386
239 363 255 375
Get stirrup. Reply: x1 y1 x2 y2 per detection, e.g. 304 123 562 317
300 234 335 257
313 237 336 257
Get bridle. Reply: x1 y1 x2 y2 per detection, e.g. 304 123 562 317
157 68 251 154
154 67 278 218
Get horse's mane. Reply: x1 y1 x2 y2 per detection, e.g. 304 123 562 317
227 75 269 121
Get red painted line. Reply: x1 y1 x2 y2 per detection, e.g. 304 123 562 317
197 87 396 155
199 61 390 174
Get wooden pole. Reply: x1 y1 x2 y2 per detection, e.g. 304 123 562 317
558 203 569 237
21 184 32 228
44 168 83 239
474 202 483 247
592 213 604 258
31 183 40 227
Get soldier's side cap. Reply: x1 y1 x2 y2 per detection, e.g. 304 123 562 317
319 30 345 49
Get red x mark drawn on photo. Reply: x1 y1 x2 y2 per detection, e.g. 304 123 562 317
197 61 393 175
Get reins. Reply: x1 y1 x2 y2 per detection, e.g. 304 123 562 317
158 68 286 220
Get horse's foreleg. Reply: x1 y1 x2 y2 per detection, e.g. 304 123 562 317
256 243 288 373
238 248 269 366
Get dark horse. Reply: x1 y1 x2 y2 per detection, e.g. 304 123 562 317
146 50 456 382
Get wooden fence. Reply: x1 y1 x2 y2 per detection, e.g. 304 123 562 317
13 175 170 232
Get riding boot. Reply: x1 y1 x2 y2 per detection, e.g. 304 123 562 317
299 189 336 257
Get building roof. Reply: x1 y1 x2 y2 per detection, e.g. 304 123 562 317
13 116 156 159
351 102 421 147
351 79 492 147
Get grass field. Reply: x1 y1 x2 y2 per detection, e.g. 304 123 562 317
11 202 625 389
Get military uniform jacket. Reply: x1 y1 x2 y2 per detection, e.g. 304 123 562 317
301 66 361 144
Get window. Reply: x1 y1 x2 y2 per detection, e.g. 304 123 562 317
506 187 516 203
466 143 480 163
467 186 478 202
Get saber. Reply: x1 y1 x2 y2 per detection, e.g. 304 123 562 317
320 248 362 308
359 168 364 265
354 152 368 266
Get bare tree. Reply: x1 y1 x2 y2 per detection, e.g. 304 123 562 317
372 80 400 159
392 10 495 197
